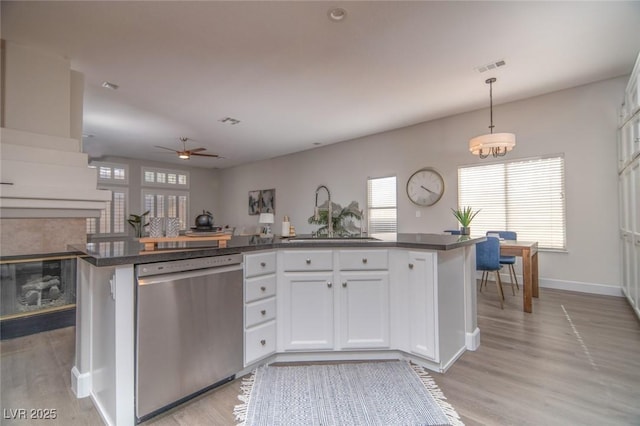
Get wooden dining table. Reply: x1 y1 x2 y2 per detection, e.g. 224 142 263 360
500 240 539 313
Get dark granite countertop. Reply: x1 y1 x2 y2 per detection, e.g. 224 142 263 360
70 233 485 267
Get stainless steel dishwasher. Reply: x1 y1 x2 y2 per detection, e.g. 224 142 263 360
135 253 243 422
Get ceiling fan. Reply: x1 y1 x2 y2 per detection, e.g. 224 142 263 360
155 137 219 160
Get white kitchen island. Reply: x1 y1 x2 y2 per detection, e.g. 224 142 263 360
71 233 483 426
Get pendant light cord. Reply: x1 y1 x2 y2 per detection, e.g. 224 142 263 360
487 77 496 134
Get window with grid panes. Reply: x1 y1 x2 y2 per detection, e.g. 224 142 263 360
87 162 129 236
141 167 190 231
457 155 566 250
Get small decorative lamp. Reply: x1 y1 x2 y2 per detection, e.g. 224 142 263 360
259 213 275 237
469 77 516 158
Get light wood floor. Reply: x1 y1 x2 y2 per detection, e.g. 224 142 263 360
2 286 639 425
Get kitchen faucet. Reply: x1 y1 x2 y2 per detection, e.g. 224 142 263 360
314 185 333 237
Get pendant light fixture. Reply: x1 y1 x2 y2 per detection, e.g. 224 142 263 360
469 77 516 158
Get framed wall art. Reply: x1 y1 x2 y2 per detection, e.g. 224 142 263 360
248 189 276 215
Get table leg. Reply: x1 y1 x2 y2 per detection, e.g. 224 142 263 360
532 251 539 298
522 248 532 313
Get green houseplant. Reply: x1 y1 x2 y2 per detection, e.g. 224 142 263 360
308 200 362 237
128 211 150 238
451 206 480 235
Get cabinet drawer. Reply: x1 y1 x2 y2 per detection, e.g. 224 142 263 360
245 251 276 278
245 274 276 303
339 250 388 270
245 321 276 366
245 297 276 328
283 250 333 271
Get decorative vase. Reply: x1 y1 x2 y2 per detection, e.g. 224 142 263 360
166 218 180 237
149 217 164 238
460 227 471 235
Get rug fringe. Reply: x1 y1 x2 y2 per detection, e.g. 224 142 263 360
409 362 465 426
233 369 257 426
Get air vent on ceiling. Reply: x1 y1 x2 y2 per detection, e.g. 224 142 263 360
475 59 506 73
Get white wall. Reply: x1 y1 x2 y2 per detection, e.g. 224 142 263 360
217 77 626 292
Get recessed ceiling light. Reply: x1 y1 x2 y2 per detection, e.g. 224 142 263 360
328 8 347 22
101 81 119 90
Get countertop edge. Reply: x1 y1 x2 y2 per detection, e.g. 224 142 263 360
73 235 486 267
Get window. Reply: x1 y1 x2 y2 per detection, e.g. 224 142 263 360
142 167 189 189
457 155 566 250
367 176 397 236
86 186 128 236
141 167 190 231
94 162 129 184
87 162 129 236
142 189 189 231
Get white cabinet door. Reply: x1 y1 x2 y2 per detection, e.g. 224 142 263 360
407 251 439 361
281 272 334 350
338 271 390 349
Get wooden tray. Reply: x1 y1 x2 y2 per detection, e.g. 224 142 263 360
139 234 232 251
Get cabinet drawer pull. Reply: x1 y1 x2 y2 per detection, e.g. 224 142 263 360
306 258 312 264
327 281 332 288
409 263 414 269
362 258 368 264
342 282 347 288
260 262 266 267
261 309 267 315
260 339 266 346
260 286 267 291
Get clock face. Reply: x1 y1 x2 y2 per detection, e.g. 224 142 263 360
406 168 445 206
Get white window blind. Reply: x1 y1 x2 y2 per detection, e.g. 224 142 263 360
86 186 128 236
142 189 189 230
367 176 397 236
458 155 566 250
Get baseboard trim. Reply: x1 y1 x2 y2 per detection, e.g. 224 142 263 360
475 272 622 297
539 278 622 297
465 327 480 351
71 366 91 398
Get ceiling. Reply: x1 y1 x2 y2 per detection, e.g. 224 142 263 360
2 1 640 169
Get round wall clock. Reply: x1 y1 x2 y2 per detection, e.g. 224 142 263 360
406 167 445 206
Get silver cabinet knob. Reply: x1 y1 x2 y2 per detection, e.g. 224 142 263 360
409 263 414 269
327 281 332 288
260 286 266 291
260 339 266 346
260 262 266 267
306 258 311 264
362 258 368 264
342 282 347 288
261 310 266 315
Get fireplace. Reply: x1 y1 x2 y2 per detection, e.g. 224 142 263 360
0 255 77 339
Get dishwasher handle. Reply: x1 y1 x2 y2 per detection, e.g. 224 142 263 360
137 263 242 286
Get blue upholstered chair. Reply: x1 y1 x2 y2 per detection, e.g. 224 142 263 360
476 236 505 309
443 229 461 235
486 230 519 294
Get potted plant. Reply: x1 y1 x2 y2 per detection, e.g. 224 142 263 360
451 206 480 235
128 211 150 238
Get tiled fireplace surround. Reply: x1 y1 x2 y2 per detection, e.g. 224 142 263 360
0 218 87 257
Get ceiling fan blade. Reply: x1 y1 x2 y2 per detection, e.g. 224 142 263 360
191 152 220 158
154 145 178 152
188 147 207 153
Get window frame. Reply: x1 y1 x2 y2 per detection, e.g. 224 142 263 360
457 154 567 251
366 175 398 237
